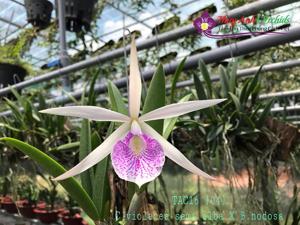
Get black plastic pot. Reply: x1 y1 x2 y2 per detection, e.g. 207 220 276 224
24 0 53 30
0 63 27 98
62 0 98 32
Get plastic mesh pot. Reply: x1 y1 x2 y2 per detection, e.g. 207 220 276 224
63 0 98 32
24 0 53 29
0 63 27 99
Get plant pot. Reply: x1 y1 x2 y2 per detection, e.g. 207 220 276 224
24 0 53 29
0 63 27 99
0 63 27 87
58 0 97 32
1 197 18 214
62 214 84 225
19 205 36 218
17 201 36 219
34 209 59 224
36 201 47 209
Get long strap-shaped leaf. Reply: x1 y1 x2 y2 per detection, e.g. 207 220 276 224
0 137 100 221
79 119 94 198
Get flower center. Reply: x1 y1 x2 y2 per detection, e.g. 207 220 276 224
201 22 209 31
129 135 145 156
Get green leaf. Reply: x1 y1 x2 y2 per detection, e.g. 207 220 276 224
0 138 99 220
245 65 263 102
193 73 207 100
257 99 274 127
219 65 229 98
229 60 238 93
199 59 212 98
62 90 79 105
79 120 93 198
52 142 80 152
9 86 26 108
206 125 223 142
80 83 88 104
163 94 191 139
142 64 166 134
88 73 99 106
229 92 241 112
38 93 47 110
170 57 186 103
193 74 215 120
239 79 251 104
241 114 255 129
4 98 25 128
0 122 21 132
91 130 110 220
107 81 128 115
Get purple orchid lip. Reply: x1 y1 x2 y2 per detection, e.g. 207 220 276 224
111 132 165 187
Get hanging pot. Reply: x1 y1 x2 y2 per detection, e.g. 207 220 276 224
0 63 27 87
60 0 98 32
0 63 27 99
24 0 53 30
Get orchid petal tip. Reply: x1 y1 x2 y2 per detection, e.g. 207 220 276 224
39 109 47 113
51 176 61 181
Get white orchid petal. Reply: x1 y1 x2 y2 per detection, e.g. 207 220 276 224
40 106 130 122
53 122 130 181
129 36 142 118
140 99 226 121
140 122 215 180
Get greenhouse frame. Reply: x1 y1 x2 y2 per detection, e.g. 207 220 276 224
0 0 300 224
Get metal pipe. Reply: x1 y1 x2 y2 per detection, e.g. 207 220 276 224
10 0 24 6
270 105 300 113
174 59 300 89
259 89 300 99
107 2 152 29
3 25 300 101
1 58 300 117
58 0 68 66
0 16 22 28
46 26 300 105
57 0 71 90
0 0 296 96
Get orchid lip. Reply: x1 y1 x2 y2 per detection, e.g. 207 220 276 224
111 131 165 187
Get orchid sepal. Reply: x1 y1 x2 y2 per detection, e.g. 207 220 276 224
40 106 130 122
53 122 130 181
140 99 226 122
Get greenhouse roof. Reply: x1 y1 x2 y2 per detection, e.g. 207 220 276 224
0 0 299 119
0 0 299 69
0 0 224 67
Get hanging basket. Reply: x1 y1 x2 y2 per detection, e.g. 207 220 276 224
24 0 53 30
63 0 98 32
0 63 27 98
0 63 27 87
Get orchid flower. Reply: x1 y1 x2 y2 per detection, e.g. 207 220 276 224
40 37 225 187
